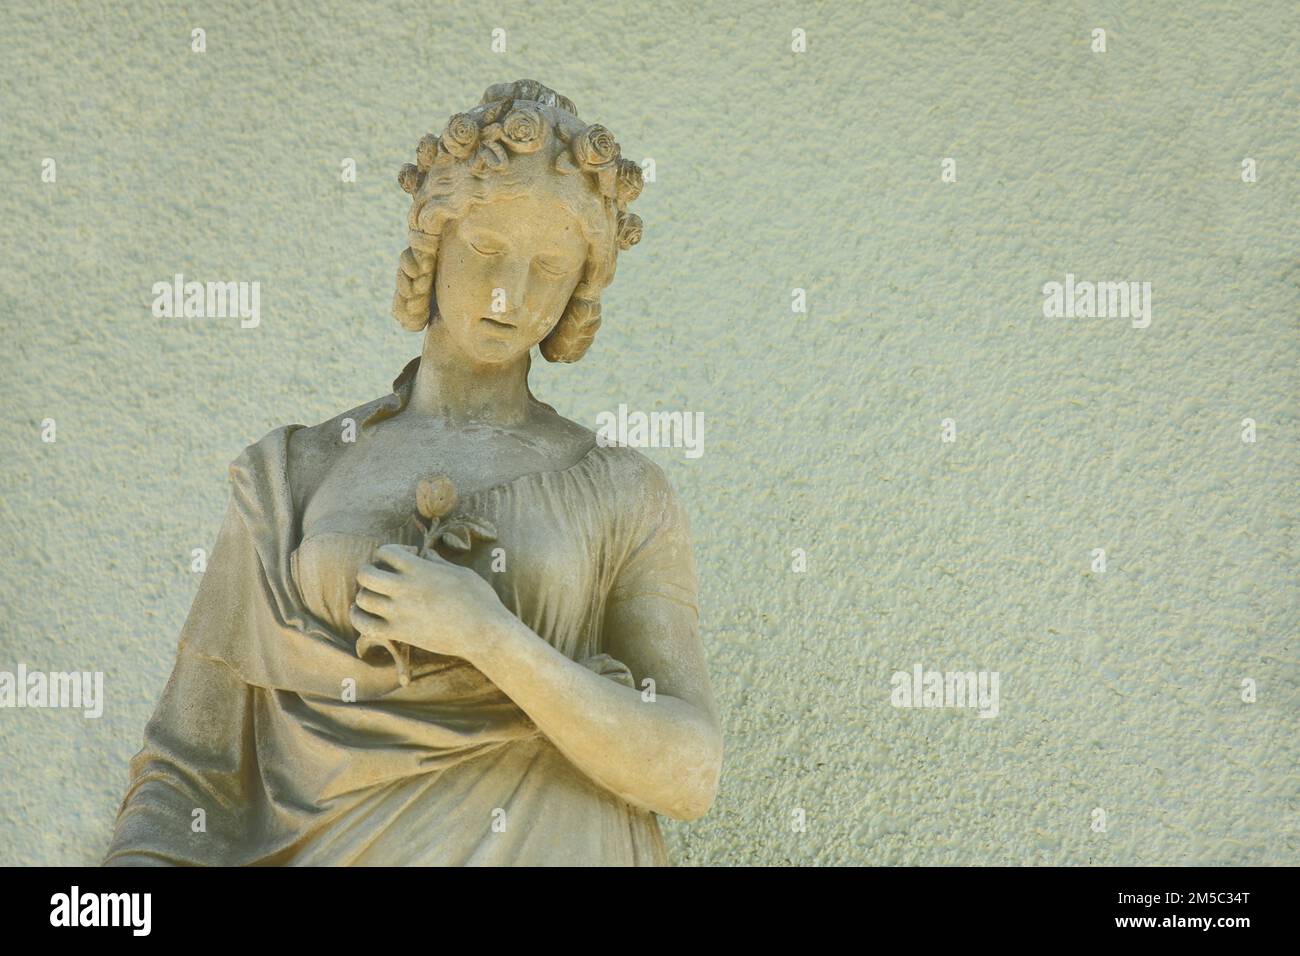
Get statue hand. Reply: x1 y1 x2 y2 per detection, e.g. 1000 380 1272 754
350 543 508 666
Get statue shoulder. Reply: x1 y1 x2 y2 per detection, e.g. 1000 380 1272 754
588 439 682 515
275 394 393 504
526 403 678 513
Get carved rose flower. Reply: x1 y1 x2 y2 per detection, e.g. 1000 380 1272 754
416 474 457 520
413 474 497 555
397 163 421 194
616 158 644 204
440 113 479 159
572 124 619 171
500 105 546 153
616 212 643 250
415 133 440 171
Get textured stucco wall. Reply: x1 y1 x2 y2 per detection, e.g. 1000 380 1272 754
1 1 1296 865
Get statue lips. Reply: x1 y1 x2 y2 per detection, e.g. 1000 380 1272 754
480 315 517 332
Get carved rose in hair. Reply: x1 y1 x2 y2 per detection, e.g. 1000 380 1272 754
397 163 422 194
440 113 480 159
616 212 643 250
500 105 546 154
572 124 620 171
416 133 440 171
473 123 509 172
616 159 644 204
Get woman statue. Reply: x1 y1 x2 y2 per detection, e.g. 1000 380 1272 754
105 79 722 866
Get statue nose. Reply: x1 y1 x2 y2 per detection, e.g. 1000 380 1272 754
494 258 532 306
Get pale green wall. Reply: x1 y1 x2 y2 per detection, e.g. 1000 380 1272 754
1 1 1295 865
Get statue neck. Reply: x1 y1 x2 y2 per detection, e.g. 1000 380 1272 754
405 321 533 427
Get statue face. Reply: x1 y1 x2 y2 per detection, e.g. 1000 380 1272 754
434 190 588 365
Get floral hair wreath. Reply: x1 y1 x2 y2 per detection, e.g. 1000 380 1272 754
392 79 644 363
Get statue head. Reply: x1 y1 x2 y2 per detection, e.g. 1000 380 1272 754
392 79 644 365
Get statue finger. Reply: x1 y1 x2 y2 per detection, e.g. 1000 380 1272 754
354 587 392 615
356 564 401 594
349 603 388 635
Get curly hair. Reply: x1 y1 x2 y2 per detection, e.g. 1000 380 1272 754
393 79 644 363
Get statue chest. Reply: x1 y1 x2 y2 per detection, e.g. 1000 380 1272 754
299 429 574 540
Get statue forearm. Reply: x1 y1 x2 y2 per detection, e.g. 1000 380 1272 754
471 613 722 821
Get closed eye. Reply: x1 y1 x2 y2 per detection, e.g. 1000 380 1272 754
469 240 501 257
535 260 573 277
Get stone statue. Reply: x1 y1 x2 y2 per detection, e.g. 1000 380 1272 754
105 79 722 866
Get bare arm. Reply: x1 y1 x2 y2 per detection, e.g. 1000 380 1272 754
470 588 722 821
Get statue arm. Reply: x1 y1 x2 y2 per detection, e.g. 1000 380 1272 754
469 466 721 821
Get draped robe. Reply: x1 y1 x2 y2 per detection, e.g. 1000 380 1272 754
104 360 699 866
